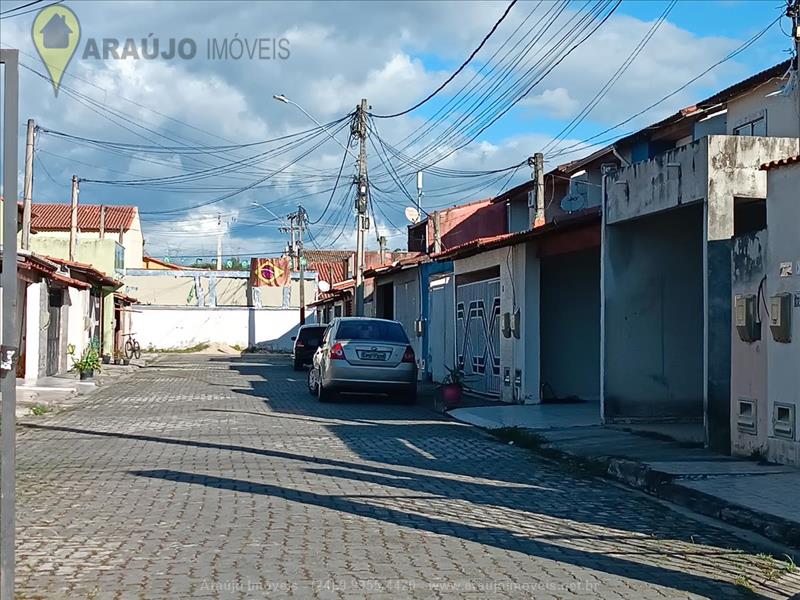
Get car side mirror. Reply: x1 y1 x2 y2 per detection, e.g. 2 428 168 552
291 336 296 341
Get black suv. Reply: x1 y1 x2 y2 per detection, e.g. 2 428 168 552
292 325 326 370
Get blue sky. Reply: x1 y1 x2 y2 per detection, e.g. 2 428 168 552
0 0 795 262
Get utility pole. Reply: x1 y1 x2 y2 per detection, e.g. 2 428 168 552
69 175 79 261
432 211 442 254
378 235 387 264
354 98 368 316
216 213 223 270
297 206 306 325
99 205 106 240
530 152 545 227
789 0 800 135
416 171 424 219
21 119 34 250
1 47 20 600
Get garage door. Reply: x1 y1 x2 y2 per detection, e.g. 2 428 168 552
455 278 501 395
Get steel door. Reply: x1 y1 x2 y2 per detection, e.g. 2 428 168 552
455 278 501 395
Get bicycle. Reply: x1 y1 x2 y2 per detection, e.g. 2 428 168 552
122 333 142 360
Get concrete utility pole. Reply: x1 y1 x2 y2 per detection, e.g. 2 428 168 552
531 152 545 227
432 211 442 254
99 205 106 240
354 98 368 316
789 0 800 135
378 235 387 265
21 119 35 250
69 175 79 261
216 213 223 270
416 171 424 219
297 206 306 325
1 47 20 600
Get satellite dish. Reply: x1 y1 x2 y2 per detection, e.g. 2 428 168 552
404 206 420 224
318 280 331 293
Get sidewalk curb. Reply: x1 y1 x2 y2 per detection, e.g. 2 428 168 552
506 435 800 549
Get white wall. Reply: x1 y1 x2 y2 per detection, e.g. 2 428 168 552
726 78 800 139
764 162 800 465
66 287 90 361
24 282 42 382
131 306 305 351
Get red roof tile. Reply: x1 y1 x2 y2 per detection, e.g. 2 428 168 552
760 155 800 171
30 203 137 232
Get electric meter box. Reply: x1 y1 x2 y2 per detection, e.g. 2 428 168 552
734 294 760 342
769 293 792 343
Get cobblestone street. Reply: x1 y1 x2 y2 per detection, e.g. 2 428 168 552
12 355 800 599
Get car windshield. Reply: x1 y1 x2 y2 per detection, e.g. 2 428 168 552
298 327 325 346
336 320 408 343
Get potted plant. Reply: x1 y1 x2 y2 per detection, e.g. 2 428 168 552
113 349 123 365
122 354 130 366
102 353 111 365
73 347 101 380
439 365 466 408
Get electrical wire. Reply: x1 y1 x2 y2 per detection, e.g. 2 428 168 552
370 0 519 118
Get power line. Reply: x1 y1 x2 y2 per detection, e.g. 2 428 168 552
370 0 519 118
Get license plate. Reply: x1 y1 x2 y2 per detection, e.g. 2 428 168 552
361 351 385 360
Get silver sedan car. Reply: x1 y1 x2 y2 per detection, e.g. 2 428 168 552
307 317 417 403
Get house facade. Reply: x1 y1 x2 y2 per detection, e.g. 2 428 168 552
729 155 800 465
603 60 799 452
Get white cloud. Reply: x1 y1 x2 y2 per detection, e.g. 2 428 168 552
523 88 580 119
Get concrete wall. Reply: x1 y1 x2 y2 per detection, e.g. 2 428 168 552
540 247 600 401
28 236 123 276
65 286 91 362
124 270 316 308
372 268 422 374
603 205 704 421
131 306 305 352
726 77 800 139
730 231 769 458
764 162 800 465
29 215 144 268
607 135 798 238
508 197 530 233
23 282 42 381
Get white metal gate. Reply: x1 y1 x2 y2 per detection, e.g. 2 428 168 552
456 278 501 395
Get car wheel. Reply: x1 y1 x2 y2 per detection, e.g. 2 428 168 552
317 379 335 403
307 368 318 396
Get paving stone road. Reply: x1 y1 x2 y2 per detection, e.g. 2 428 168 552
12 354 800 599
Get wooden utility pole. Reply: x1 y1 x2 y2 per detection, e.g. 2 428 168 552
354 98 368 316
69 175 79 261
21 119 34 250
99 205 106 239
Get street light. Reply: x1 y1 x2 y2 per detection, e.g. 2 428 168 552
272 93 357 158
250 201 287 225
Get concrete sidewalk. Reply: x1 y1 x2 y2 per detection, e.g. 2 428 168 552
450 403 800 549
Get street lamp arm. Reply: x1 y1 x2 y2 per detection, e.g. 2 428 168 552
273 94 358 159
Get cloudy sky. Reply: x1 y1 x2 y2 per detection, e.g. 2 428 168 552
1 0 794 264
